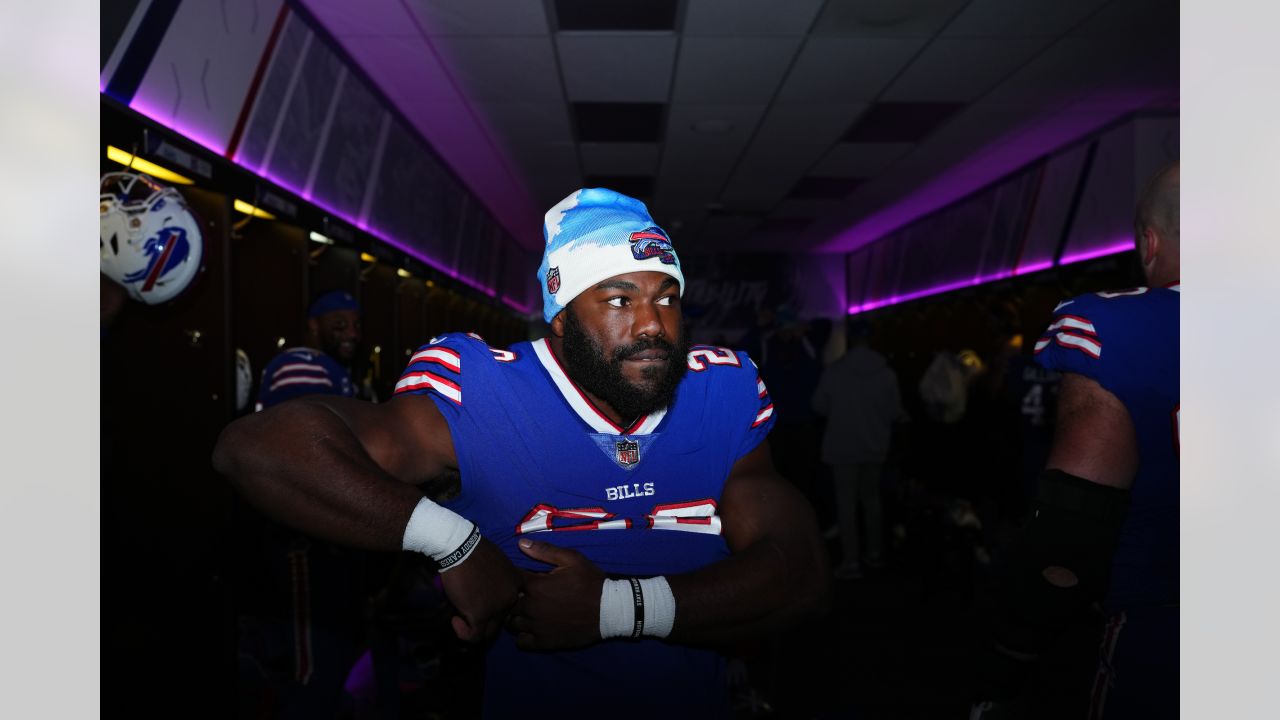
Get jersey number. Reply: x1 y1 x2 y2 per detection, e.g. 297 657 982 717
687 347 740 371
515 499 721 536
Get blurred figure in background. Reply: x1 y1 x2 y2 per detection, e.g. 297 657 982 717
812 319 904 579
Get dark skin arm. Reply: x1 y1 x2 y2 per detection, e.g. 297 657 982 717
211 393 519 642
510 439 830 650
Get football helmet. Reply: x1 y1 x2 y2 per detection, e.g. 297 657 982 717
100 171 204 305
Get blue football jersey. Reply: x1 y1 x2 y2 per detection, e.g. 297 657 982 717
257 347 355 409
393 332 776 717
1033 285 1179 609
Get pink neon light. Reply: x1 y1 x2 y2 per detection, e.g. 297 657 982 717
1014 260 1054 276
847 241 1133 316
118 94 530 313
127 97 228 156
1058 241 1133 266
848 269 1016 315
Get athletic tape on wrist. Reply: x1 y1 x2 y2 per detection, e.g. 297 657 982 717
598 576 676 639
599 579 634 639
401 497 481 572
638 576 675 638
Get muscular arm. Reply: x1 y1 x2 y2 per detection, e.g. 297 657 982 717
513 439 830 649
665 439 831 644
1044 372 1139 489
212 394 453 549
982 372 1138 666
212 394 519 640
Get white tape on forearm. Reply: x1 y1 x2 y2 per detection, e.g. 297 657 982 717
401 497 480 571
599 578 635 639
638 575 675 638
598 576 675 639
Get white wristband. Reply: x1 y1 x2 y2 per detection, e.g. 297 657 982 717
401 497 481 572
638 576 675 638
598 576 676 639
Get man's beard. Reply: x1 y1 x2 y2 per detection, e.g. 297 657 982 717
561 308 689 423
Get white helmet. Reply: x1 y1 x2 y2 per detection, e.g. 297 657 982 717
100 171 204 305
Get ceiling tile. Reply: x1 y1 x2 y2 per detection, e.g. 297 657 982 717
776 37 926 102
431 36 561 101
700 214 763 241
754 103 868 147
683 0 825 36
306 0 418 36
812 142 914 176
787 177 864 200
772 197 848 218
1069 0 1179 39
882 36 1051 102
672 37 803 103
557 33 677 102
531 177 586 210
583 175 655 199
404 0 551 35
734 142 831 181
554 0 677 31
503 140 580 179
943 0 1110 37
812 0 970 37
655 143 741 206
573 102 665 142
665 103 768 146
337 35 458 103
474 102 573 145
843 102 965 142
580 142 661 175
721 169 806 210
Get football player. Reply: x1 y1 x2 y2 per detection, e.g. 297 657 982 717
976 162 1179 718
214 188 830 717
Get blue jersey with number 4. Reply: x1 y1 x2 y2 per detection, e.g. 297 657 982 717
1033 285 1179 609
393 332 776 717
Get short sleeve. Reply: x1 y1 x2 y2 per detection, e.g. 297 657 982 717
392 333 474 408
1032 294 1109 384
738 351 776 458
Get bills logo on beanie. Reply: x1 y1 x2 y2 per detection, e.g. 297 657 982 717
536 188 684 323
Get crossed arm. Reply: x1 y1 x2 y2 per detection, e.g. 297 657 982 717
211 394 520 641
510 439 831 649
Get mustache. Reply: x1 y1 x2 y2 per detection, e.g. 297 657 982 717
612 337 676 362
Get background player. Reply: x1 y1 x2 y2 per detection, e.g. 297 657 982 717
256 290 362 409
213 188 829 717
976 161 1180 718
241 289 376 718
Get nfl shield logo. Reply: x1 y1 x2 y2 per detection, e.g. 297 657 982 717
547 266 561 294
614 439 639 467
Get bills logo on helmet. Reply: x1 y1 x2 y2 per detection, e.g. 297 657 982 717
628 227 676 265
121 227 193 293
614 439 640 467
547 266 561 294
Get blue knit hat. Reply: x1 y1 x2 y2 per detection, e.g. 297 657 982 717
536 188 684 323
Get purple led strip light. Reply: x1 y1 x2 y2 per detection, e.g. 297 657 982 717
123 96 533 315
847 242 1133 315
1057 240 1134 266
